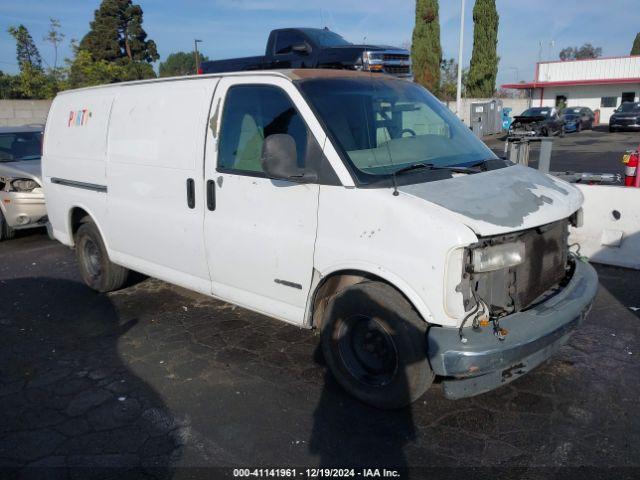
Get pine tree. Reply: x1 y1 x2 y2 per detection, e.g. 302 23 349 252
631 33 640 56
80 0 159 64
7 25 43 71
411 0 442 92
159 52 210 77
466 0 499 98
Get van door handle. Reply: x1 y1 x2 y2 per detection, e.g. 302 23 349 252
206 179 216 211
186 178 195 209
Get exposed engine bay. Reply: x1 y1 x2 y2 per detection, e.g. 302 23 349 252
458 218 572 338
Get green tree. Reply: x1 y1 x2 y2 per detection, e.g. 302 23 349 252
67 49 124 88
80 0 159 64
631 33 640 55
559 43 602 61
439 58 467 101
0 71 18 99
7 24 43 71
13 63 56 99
411 0 442 92
466 0 499 98
159 51 210 77
43 18 65 71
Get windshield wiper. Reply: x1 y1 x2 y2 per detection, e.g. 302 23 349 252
394 163 435 176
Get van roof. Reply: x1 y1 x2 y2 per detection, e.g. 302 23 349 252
54 69 400 95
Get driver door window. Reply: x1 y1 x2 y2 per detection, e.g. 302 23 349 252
217 85 308 175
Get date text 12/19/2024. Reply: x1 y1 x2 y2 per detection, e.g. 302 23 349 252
233 469 401 478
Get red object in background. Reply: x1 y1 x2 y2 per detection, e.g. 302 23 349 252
594 109 600 125
623 148 639 187
197 68 203 75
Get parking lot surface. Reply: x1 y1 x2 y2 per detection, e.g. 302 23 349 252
485 127 639 176
1 131 639 478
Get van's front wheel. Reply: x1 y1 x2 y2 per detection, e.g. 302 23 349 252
320 281 433 409
75 219 128 292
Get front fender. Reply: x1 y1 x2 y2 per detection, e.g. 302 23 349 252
305 261 437 328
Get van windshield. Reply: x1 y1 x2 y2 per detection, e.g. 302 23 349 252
297 76 500 186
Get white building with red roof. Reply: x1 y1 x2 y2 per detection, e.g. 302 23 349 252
502 55 640 123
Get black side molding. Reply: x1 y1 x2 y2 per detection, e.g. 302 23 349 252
50 177 107 193
274 279 303 290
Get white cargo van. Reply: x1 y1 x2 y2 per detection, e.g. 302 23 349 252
43 70 598 408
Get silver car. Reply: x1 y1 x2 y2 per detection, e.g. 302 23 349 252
0 126 46 241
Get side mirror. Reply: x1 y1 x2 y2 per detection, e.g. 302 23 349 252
261 134 317 183
292 43 310 55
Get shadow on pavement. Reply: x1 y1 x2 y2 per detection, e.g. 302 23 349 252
0 277 181 478
308 286 427 470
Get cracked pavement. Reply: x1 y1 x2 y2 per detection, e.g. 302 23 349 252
0 231 639 478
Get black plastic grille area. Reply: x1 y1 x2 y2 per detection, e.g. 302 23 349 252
383 54 410 62
472 219 569 315
513 219 569 309
383 65 411 74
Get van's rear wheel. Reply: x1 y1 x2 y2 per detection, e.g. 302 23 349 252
75 218 128 292
320 281 433 409
0 210 16 241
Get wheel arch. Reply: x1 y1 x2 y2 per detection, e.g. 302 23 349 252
67 205 110 250
305 264 435 329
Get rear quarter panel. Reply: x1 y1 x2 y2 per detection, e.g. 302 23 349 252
42 89 116 245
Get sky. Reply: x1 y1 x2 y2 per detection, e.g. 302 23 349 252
1 0 638 87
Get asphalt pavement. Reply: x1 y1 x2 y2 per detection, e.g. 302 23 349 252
485 126 639 176
1 129 639 478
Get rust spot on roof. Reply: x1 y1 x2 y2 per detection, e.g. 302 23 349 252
285 68 390 81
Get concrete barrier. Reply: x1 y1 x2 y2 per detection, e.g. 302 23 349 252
0 100 52 127
569 184 640 270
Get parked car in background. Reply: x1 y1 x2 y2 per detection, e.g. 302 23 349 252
509 107 565 137
43 70 597 409
0 126 46 241
560 106 595 132
609 102 640 132
201 27 412 78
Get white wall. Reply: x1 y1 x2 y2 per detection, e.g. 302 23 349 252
0 100 52 127
538 56 640 82
534 83 640 123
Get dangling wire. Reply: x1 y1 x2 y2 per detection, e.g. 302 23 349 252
458 285 485 343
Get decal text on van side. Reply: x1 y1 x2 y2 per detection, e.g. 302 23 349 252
68 109 91 127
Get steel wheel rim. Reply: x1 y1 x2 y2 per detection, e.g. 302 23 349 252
81 237 102 278
337 314 399 387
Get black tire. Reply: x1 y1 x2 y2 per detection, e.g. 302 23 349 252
559 126 565 138
320 281 433 409
75 218 128 292
609 126 615 133
0 210 16 241
577 122 582 133
541 127 549 137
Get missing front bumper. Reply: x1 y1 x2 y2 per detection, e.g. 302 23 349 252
427 259 598 399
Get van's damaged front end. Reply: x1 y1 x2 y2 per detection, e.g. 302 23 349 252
428 225 597 399
401 166 599 399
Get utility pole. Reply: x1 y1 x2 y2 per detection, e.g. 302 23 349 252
456 0 466 120
194 39 203 74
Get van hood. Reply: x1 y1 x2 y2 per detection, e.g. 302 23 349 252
0 160 42 184
398 164 582 236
